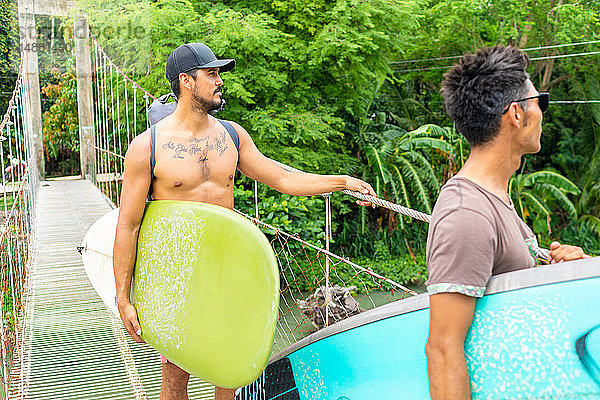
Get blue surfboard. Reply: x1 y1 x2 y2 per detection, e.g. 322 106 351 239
237 258 600 400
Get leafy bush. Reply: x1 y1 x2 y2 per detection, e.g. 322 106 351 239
41 68 80 176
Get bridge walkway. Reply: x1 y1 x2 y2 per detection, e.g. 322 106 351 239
9 178 214 399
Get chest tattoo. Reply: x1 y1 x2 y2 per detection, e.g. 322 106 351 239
162 130 229 163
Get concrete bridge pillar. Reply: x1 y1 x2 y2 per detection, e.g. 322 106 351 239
17 0 45 179
74 16 95 179
17 0 96 180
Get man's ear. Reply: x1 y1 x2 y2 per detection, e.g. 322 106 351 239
179 73 194 92
505 104 522 128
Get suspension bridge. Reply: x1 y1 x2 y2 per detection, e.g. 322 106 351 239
4 1 598 399
0 4 426 399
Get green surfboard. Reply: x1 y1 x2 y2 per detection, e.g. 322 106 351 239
132 200 279 388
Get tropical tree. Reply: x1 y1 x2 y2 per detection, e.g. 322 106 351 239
509 169 580 238
41 68 80 176
358 118 457 221
577 181 600 237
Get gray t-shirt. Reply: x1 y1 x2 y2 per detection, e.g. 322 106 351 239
426 176 537 297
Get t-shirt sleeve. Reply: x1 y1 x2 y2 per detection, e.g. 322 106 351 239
426 208 496 298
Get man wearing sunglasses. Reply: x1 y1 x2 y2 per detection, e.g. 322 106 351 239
424 46 589 400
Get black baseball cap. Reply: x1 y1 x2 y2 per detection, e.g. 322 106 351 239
165 43 235 83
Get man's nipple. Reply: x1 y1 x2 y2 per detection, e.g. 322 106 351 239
174 180 183 187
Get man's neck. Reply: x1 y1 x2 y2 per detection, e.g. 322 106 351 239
456 132 523 201
168 99 211 134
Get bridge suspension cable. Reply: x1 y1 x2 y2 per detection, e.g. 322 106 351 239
0 55 39 399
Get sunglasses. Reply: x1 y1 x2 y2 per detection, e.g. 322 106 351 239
503 92 549 114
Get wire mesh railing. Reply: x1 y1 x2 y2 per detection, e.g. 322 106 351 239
0 58 39 398
236 212 415 356
90 36 154 206
88 38 419 359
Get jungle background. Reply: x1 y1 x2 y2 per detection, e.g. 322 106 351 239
2 0 600 289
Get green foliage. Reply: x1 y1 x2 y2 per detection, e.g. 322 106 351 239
559 219 600 256
80 0 422 175
41 68 80 176
355 117 458 230
509 168 580 242
0 0 19 114
354 249 427 290
234 184 325 243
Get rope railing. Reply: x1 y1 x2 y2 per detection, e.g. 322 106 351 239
90 35 152 205
270 159 432 223
0 55 39 399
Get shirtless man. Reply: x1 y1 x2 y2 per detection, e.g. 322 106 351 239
113 43 376 400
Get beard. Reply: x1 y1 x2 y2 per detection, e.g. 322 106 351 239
191 88 224 114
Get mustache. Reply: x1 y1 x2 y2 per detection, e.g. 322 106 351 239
214 86 223 94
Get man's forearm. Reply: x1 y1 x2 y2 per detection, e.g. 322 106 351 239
113 226 139 304
275 172 347 196
426 347 471 400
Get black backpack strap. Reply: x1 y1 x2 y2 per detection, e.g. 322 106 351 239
147 125 156 201
217 119 239 152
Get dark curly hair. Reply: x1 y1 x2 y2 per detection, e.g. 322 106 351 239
441 46 530 146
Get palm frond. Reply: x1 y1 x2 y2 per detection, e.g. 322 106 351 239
581 214 600 237
388 177 405 230
537 183 578 218
522 191 551 219
407 123 449 139
522 170 580 195
405 151 441 197
397 156 432 214
399 137 455 155
364 143 391 184
392 164 411 209
508 176 516 198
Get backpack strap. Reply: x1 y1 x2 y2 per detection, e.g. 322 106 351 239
217 119 239 152
147 125 156 201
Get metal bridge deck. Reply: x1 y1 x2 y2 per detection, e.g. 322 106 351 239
10 178 214 399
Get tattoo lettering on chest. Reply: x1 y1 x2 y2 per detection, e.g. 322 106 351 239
162 130 229 163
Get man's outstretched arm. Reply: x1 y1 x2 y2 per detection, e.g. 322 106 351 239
113 134 151 343
426 293 476 400
233 122 376 204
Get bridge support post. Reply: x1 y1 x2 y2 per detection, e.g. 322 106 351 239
74 16 95 180
17 0 45 179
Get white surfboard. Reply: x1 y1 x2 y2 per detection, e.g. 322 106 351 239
80 208 121 316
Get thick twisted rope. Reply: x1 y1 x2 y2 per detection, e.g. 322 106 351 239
340 189 431 223
271 159 431 222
